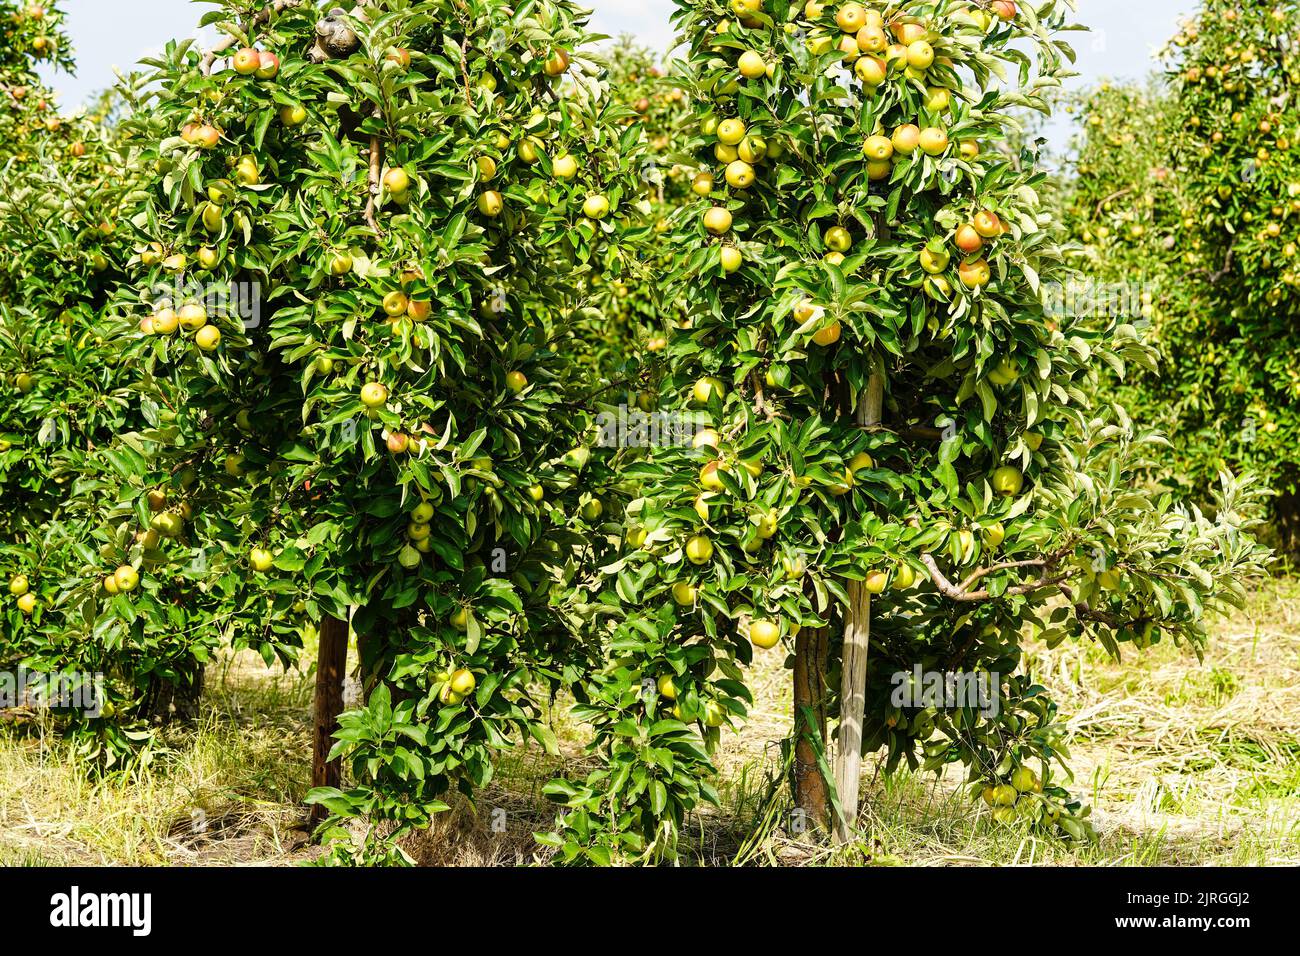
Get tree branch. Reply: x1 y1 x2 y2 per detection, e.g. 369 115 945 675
921 552 1067 602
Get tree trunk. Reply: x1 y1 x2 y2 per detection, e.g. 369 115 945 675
309 615 350 824
142 661 204 723
1273 487 1300 558
792 624 830 833
833 369 885 843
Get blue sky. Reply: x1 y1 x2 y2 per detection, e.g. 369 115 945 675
38 0 1196 149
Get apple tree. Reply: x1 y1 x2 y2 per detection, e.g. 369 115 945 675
541 0 1269 864
42 0 652 858
1067 0 1300 552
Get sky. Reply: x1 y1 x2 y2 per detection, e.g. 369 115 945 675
36 0 1196 150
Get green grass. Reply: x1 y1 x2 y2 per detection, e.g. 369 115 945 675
2 579 1298 865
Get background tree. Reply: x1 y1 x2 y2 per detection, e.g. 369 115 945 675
1066 1 1300 554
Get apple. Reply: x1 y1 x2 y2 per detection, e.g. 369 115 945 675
918 127 949 155
201 203 223 233
256 51 280 79
232 47 262 75
114 565 139 593
826 225 852 252
848 452 874 473
982 522 1005 548
385 47 411 70
987 357 1019 386
249 548 274 572
1011 767 1041 793
506 371 528 393
857 25 887 53
8 575 29 597
703 701 726 727
582 194 610 219
70 141 86 158
449 668 476 695
906 40 934 69
580 500 603 522
544 49 570 76
685 534 714 565
991 0 1017 20
955 224 983 253
992 465 1024 497
920 245 950 273
16 593 36 616
1023 432 1043 452
386 432 409 454
725 160 755 189
193 124 220 149
738 50 766 79
694 428 722 450
552 153 578 179
197 247 220 270
855 55 887 86
646 674 677 703
835 2 866 32
959 140 980 160
693 376 725 404
478 190 504 217
958 259 991 288
360 382 389 408
562 446 591 470
756 510 779 539
973 210 1001 238
891 124 921 155
793 299 819 323
862 134 893 161
235 155 260 186
194 325 221 352
280 104 308 126
926 86 951 111
812 321 842 346
720 246 743 272
700 460 729 492
383 167 410 196
894 563 916 589
178 303 207 330
703 206 732 235
864 570 888 593
749 619 781 649
692 172 714 197
716 118 746 145
329 254 353 276
381 292 409 318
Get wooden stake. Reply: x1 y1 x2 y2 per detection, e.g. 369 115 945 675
309 614 349 824
833 368 884 843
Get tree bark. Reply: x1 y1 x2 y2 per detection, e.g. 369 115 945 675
833 369 885 843
309 615 350 824
792 624 830 833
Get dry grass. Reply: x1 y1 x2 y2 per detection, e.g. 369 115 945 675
3 579 1298 866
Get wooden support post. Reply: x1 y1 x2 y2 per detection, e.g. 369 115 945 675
309 614 349 824
833 368 885 843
